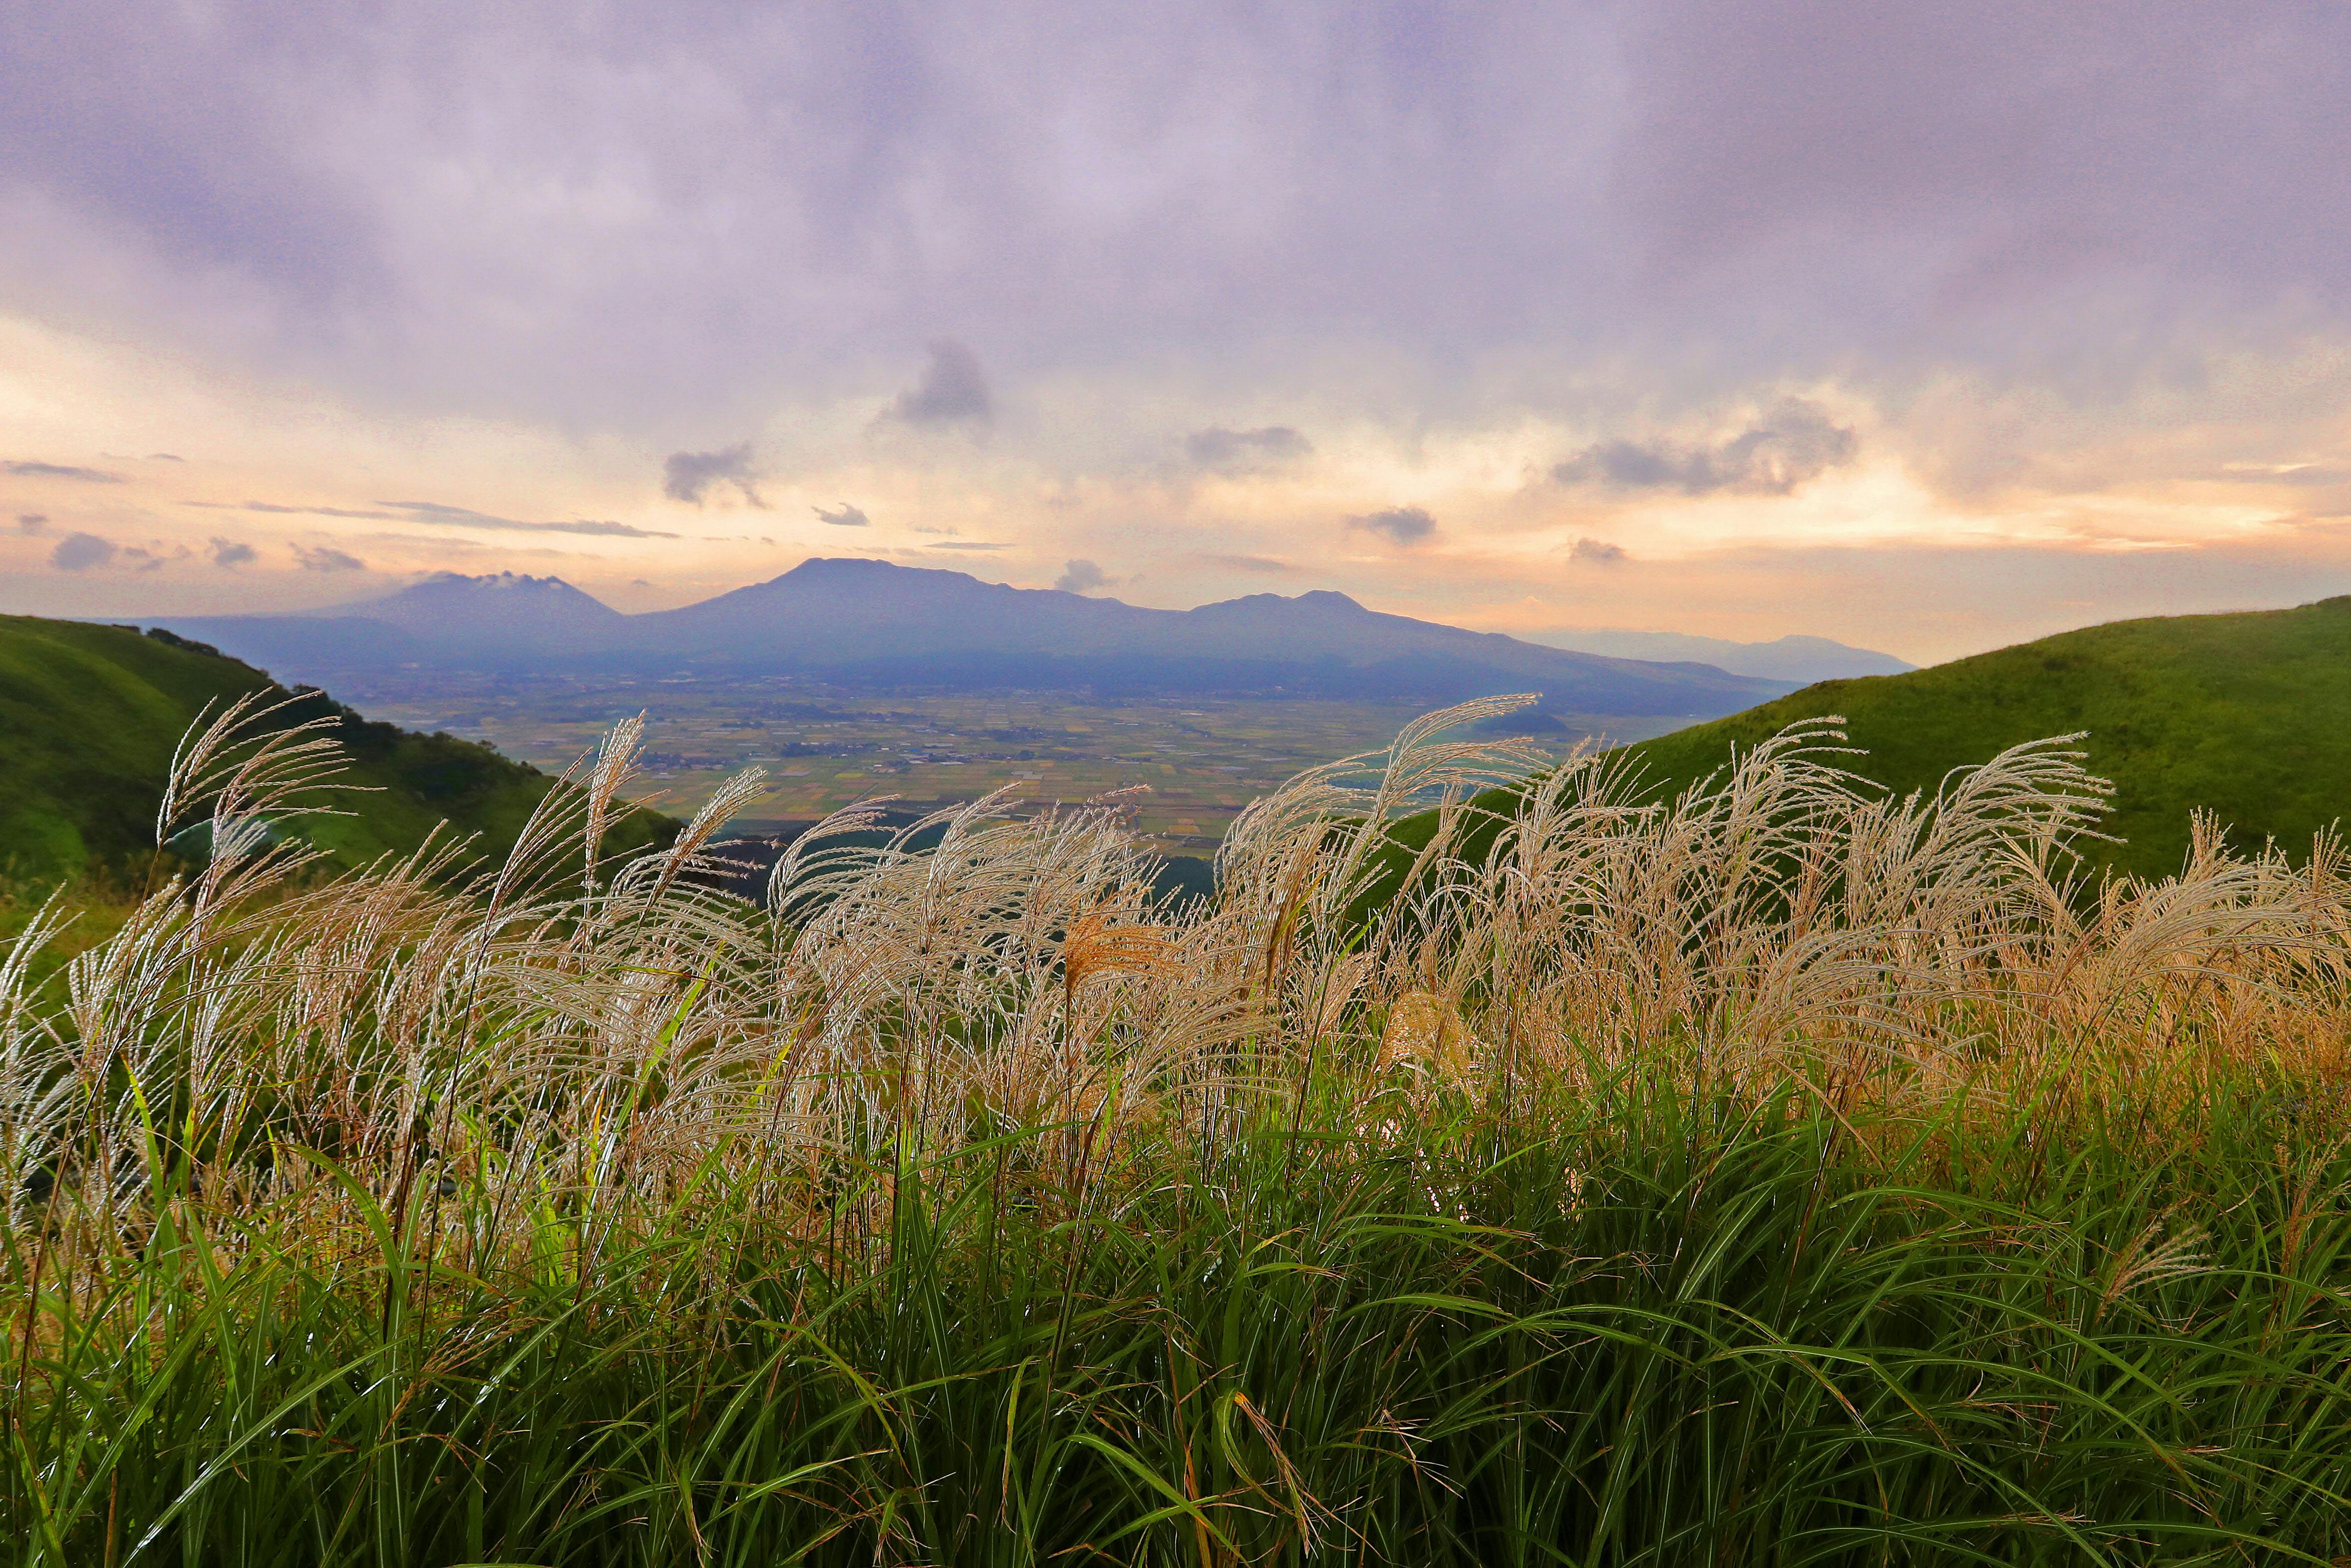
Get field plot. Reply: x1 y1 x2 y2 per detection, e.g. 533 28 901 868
330 669 1684 852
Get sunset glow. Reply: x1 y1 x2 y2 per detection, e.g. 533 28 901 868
6 7 2348 661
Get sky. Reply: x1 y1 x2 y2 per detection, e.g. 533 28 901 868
5 2 2350 663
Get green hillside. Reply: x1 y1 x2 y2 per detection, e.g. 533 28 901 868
1619 596 2351 883
0 615 672 885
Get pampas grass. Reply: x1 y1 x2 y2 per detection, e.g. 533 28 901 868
6 693 2350 1564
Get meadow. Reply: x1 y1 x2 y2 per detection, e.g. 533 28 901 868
7 695 2351 1564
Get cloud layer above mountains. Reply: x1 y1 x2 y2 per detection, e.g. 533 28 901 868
1554 402 1859 498
5 4 2351 655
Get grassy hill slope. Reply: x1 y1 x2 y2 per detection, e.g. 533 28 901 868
1619 597 2351 882
1 615 671 884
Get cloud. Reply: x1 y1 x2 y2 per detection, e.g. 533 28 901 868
17 513 47 534
7 460 123 483
185 497 670 535
2220 463 2351 488
1567 536 1626 563
148 452 183 461
376 500 677 537
292 543 365 571
1198 552 1297 573
50 532 116 570
1185 425 1313 473
1346 505 1437 546
524 518 668 537
208 536 257 568
1553 399 1859 497
812 501 870 527
1055 558 1111 593
663 443 765 506
237 501 403 519
885 339 992 428
3 4 2349 463
929 540 1007 550
120 544 175 572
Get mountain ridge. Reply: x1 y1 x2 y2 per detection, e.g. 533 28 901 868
1531 627 1913 682
146 558 1799 718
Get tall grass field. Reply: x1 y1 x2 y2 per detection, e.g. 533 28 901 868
7 695 2351 1564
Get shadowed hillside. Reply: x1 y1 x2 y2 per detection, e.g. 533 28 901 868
0 614 673 883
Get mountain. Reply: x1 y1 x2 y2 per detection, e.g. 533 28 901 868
148 572 628 677
1615 597 2351 882
0 614 672 885
129 615 434 678
154 558 1797 718
634 559 1791 712
330 571 631 652
1532 628 1914 682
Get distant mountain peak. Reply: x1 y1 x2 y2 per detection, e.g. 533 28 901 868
780 556 905 579
1531 626 1912 683
1202 588 1367 616
392 571 607 601
317 569 626 644
411 569 582 591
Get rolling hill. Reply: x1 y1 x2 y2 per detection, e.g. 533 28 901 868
1615 597 2351 882
0 615 673 885
150 558 1796 717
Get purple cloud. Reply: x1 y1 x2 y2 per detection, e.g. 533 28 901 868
378 501 677 537
292 543 365 571
885 340 991 428
1186 426 1312 473
663 445 764 506
1555 400 1858 497
0 5 2342 437
1346 506 1436 547
50 532 116 570
7 460 122 483
1054 558 1110 593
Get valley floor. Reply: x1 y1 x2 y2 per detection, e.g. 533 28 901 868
329 669 1690 853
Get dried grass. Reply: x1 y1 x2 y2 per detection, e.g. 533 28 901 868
9 695 2351 1561
7 696 2348 1260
